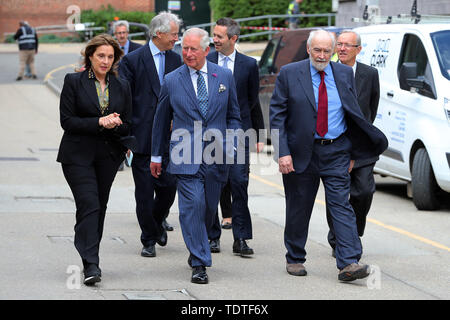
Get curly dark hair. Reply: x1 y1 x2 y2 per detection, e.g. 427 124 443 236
82 34 123 76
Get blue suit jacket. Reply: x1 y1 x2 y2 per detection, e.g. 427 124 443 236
270 60 388 174
207 51 264 134
119 44 182 154
151 61 242 177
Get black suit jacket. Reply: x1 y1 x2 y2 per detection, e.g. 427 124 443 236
119 44 182 154
207 51 264 137
270 60 388 174
57 70 132 165
354 61 380 167
128 40 142 54
355 62 380 124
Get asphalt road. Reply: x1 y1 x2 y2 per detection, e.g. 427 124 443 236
0 43 449 304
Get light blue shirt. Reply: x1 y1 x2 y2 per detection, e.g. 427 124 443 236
148 40 165 80
310 62 347 139
120 40 130 55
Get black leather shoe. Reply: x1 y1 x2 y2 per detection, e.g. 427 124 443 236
84 264 101 286
191 266 208 284
233 239 254 256
188 254 193 268
209 239 220 253
156 229 167 247
141 245 156 257
162 219 174 231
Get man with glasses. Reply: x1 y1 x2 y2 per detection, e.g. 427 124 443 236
270 29 387 281
326 30 380 257
113 20 142 55
119 12 182 259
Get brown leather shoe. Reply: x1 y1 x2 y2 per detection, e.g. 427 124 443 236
286 263 307 276
338 263 370 281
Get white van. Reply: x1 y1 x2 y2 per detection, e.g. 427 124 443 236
353 23 450 210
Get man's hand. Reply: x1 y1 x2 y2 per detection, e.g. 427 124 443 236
150 162 162 178
349 160 355 173
278 155 295 174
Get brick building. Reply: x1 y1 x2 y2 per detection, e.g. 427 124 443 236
0 0 155 41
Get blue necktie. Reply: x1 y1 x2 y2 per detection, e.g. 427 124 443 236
222 56 229 70
158 51 165 85
196 70 208 119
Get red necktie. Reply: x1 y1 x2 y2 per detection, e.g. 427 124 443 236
316 71 328 137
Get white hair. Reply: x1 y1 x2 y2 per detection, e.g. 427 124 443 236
182 28 210 50
113 20 129 33
307 29 336 49
149 11 182 37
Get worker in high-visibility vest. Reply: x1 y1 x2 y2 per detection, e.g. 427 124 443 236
14 21 38 81
287 0 303 29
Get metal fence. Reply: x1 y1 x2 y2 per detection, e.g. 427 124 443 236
186 13 336 40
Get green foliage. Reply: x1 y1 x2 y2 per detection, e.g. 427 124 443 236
210 0 333 41
80 4 155 39
38 34 82 43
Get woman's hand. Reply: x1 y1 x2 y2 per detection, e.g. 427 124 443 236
99 112 122 129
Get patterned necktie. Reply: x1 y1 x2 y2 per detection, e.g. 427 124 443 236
222 56 229 69
196 70 208 119
158 51 165 85
316 71 328 137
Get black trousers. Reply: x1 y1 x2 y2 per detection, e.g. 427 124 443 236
327 162 376 249
131 153 176 247
62 141 123 267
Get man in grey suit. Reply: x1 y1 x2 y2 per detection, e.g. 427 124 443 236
326 30 380 255
150 28 241 284
270 29 387 281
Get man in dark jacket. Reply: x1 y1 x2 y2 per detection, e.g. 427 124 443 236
14 21 38 81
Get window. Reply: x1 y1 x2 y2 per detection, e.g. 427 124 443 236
431 30 450 81
259 38 281 75
398 34 436 99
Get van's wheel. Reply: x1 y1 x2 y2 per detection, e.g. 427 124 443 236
411 148 440 210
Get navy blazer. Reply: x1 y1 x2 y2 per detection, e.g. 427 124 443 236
207 51 264 134
270 60 388 174
57 70 132 165
119 44 182 154
152 62 242 177
128 40 142 54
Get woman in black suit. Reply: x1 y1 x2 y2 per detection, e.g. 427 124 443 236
57 34 133 286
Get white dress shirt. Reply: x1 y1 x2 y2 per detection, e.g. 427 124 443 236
218 50 236 74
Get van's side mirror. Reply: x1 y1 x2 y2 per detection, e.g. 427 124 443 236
399 62 418 90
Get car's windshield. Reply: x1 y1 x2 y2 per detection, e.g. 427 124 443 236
431 30 450 81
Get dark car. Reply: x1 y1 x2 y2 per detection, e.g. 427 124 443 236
258 27 343 136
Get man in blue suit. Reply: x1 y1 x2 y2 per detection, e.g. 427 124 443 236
119 12 182 258
206 17 265 256
150 28 241 284
270 29 388 281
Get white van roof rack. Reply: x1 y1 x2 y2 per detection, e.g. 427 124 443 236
352 0 450 25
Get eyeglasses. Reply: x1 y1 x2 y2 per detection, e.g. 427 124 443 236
336 42 360 49
114 31 128 35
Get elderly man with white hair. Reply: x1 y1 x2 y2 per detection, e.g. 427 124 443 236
270 29 387 282
119 12 182 260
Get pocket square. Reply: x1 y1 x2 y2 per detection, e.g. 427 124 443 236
219 84 226 93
